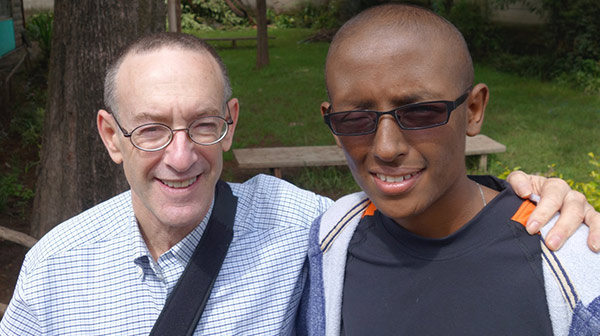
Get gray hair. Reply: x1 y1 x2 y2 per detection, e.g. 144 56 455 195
104 32 232 116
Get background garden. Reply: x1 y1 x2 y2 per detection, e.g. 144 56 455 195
1 0 600 233
2 0 600 216
2 0 599 221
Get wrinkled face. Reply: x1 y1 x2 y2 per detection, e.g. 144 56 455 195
325 31 471 223
110 48 237 233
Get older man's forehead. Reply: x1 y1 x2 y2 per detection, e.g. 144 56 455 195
122 47 219 74
118 49 223 90
113 48 225 117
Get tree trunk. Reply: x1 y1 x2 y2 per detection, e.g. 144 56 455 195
231 0 255 25
255 0 269 69
224 0 247 18
167 0 181 32
30 0 166 238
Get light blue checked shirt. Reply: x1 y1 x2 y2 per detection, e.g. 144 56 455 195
0 174 332 335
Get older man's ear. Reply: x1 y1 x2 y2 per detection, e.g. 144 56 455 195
221 98 240 152
97 109 124 164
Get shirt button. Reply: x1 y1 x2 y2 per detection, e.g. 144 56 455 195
137 267 144 278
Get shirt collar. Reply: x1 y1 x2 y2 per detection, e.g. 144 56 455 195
130 198 215 268
169 200 214 267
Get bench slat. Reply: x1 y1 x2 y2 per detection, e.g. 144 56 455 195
201 36 276 48
234 145 346 168
465 134 506 155
233 134 505 175
202 36 276 41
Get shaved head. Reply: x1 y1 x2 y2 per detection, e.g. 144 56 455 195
325 4 474 98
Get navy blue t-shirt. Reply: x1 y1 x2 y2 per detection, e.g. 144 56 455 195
341 176 554 335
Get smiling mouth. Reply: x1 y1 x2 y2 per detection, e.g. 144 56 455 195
160 176 198 189
376 172 419 183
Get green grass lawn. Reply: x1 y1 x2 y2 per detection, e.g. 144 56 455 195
188 28 333 149
477 65 600 181
188 28 600 199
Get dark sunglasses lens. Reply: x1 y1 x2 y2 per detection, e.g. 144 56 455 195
330 111 377 135
397 103 449 129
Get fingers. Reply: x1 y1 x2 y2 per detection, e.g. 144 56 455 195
506 171 536 199
584 203 600 252
540 190 586 250
506 170 598 252
520 176 585 251
523 177 571 236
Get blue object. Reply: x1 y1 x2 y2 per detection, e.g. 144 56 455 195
0 18 16 57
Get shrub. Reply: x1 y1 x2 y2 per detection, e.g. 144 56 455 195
182 0 248 29
10 107 44 146
26 11 53 62
303 1 341 30
181 12 211 31
555 57 600 95
0 167 35 216
266 9 298 29
267 2 340 30
437 0 500 59
492 0 600 93
489 53 554 80
547 153 600 211
496 153 600 211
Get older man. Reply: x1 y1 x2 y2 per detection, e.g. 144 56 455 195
0 32 597 335
0 33 330 335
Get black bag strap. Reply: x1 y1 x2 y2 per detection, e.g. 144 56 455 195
150 180 237 336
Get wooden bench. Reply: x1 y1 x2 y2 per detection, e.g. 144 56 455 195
202 36 275 48
233 134 506 178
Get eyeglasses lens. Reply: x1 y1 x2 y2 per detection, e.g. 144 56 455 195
131 124 172 150
330 112 377 135
188 117 227 144
330 102 449 135
398 102 448 129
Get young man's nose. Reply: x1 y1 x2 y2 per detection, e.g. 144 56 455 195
372 116 409 162
163 130 199 172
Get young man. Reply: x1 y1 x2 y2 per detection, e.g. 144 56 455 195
300 4 600 335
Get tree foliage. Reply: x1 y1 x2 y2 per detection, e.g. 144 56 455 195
182 0 249 28
492 0 600 93
495 0 599 58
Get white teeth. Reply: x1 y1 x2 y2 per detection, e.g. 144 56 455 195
376 172 416 183
161 176 197 188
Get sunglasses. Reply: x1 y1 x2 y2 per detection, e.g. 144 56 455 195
323 89 471 136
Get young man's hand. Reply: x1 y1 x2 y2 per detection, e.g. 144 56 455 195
507 171 600 252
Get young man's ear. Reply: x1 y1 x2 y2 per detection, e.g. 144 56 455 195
97 109 124 164
220 98 239 152
465 83 490 136
321 102 343 148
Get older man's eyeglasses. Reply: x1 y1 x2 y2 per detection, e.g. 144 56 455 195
323 89 471 136
110 106 234 152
